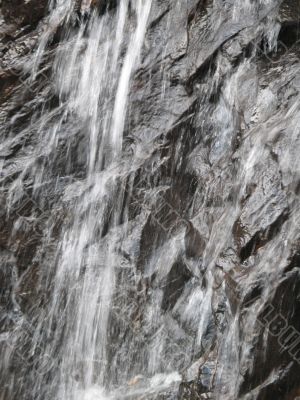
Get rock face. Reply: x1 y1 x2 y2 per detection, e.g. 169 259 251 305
1 0 47 26
1 0 300 399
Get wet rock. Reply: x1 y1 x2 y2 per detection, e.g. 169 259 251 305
234 155 289 258
184 221 207 259
239 268 300 400
0 250 16 309
1 0 48 27
161 259 192 312
279 0 300 23
1 0 300 399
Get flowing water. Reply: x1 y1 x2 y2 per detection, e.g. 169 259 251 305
1 0 300 399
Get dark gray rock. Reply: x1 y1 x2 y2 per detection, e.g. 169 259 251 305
1 0 300 399
1 0 47 27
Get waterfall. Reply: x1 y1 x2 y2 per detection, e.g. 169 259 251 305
1 0 300 399
29 1 155 398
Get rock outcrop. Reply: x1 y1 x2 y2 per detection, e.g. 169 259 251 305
1 0 300 399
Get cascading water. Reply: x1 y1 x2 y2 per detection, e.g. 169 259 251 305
27 0 155 398
1 0 300 399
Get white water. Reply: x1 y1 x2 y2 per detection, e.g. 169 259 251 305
29 1 155 398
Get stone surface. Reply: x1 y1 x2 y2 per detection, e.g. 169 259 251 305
1 0 300 399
